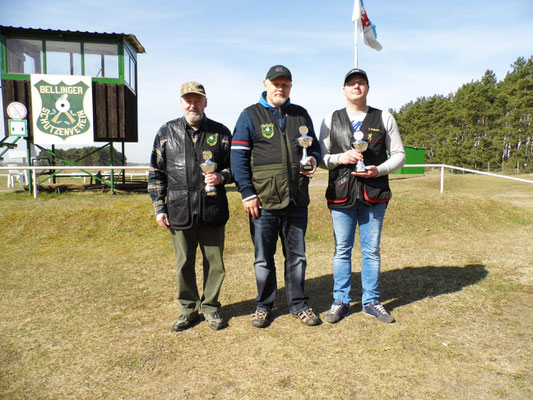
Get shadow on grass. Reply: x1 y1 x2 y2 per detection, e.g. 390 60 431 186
221 264 488 321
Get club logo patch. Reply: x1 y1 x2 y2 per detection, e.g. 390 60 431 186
206 133 218 146
33 79 91 140
261 123 274 139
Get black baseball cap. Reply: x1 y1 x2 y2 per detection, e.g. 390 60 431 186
344 68 369 85
265 65 292 81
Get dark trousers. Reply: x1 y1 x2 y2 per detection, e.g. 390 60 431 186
249 204 309 314
170 222 225 315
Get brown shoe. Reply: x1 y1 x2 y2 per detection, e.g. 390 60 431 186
204 311 227 330
251 309 270 328
172 311 199 332
294 308 321 326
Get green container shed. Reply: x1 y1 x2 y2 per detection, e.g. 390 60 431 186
393 145 426 174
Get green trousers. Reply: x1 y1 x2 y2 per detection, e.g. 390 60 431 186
170 222 225 315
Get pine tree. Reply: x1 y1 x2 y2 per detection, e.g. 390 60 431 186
393 56 532 172
497 56 532 172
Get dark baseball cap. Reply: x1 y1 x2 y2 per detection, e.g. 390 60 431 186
265 65 292 81
343 68 369 85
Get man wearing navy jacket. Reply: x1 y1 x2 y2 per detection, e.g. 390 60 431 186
231 65 321 328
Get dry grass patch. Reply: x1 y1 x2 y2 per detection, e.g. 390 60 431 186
1 173 532 399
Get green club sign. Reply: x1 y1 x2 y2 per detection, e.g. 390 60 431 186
33 77 92 141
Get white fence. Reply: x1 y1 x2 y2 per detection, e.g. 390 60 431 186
0 165 152 198
0 164 532 199
407 164 533 193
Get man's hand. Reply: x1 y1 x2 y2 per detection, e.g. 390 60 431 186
156 213 170 229
243 197 262 219
203 172 223 186
300 156 317 176
352 165 379 178
339 149 363 165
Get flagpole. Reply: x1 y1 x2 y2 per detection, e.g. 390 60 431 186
352 0 360 67
354 23 358 67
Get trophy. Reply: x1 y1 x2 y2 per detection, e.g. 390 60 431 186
297 126 314 172
200 150 217 195
352 131 368 172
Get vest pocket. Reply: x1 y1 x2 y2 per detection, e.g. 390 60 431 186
326 167 352 204
201 190 229 227
253 175 282 207
360 177 392 205
167 189 191 227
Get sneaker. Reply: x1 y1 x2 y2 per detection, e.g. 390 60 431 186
325 300 350 324
204 311 227 330
363 300 395 323
172 311 199 331
251 309 270 328
294 308 321 326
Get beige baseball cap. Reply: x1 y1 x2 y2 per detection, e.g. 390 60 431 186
180 81 206 97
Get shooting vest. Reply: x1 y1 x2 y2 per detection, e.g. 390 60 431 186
246 103 311 209
165 117 229 229
326 107 392 209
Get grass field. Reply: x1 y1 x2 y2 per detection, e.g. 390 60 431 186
1 171 532 399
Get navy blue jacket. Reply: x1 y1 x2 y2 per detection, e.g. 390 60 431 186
231 92 320 201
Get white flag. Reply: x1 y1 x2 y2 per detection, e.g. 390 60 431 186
353 0 382 51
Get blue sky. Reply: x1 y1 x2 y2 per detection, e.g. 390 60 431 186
1 0 532 163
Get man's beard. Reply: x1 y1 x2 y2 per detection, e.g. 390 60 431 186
270 95 288 107
186 112 204 125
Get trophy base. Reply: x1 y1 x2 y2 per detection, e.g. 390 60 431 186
356 168 367 173
300 164 314 172
205 186 217 196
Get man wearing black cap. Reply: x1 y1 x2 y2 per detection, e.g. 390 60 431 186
231 65 322 328
319 68 405 324
148 81 232 331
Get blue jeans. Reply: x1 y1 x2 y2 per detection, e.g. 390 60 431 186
330 202 387 305
249 204 309 314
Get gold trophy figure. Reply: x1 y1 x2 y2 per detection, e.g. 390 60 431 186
200 150 217 195
297 126 314 172
352 131 368 172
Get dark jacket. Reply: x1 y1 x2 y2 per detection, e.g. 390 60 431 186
231 92 320 209
325 107 392 208
148 116 232 229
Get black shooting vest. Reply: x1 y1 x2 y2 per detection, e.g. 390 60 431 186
246 103 311 209
165 117 229 229
325 107 392 209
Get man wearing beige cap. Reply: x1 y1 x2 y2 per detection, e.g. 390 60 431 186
149 81 232 331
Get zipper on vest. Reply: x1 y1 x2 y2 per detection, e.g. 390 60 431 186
274 108 294 203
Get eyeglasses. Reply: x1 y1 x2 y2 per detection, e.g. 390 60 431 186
344 80 367 87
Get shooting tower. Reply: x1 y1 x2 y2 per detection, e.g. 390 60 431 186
0 25 145 190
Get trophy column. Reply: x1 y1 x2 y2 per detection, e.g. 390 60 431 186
200 150 217 195
297 126 314 172
352 131 368 172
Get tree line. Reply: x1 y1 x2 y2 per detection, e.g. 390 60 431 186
37 146 126 166
392 56 532 172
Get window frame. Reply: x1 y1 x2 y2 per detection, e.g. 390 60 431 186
1 34 129 86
